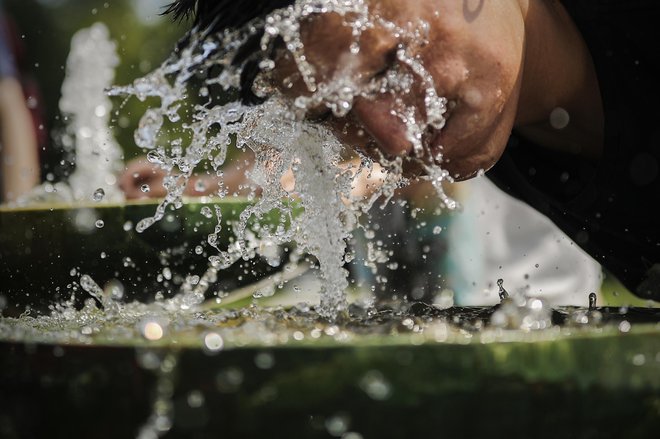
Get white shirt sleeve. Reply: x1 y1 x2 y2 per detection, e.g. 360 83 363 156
449 176 602 306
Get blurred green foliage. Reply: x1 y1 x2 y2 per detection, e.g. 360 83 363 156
3 0 187 172
600 271 659 308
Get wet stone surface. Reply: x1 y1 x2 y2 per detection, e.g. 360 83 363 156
1 300 658 349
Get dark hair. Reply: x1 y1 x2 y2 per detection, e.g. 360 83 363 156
164 0 296 104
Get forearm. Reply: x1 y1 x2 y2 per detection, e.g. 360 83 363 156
0 78 40 201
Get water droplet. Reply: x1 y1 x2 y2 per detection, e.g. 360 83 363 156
258 59 275 71
200 206 213 218
74 208 98 233
588 292 597 310
95 220 104 229
203 332 224 353
92 187 105 202
325 413 350 437
619 320 631 333
162 267 172 280
194 179 207 192
435 289 454 309
105 279 125 301
187 390 205 408
254 352 275 369
123 221 133 231
140 320 164 341
94 104 107 118
215 368 244 393
550 107 570 130
135 109 163 149
141 184 151 193
359 370 391 400
632 354 646 366
136 217 155 233
80 274 102 295
529 298 543 311
136 349 162 370
497 279 509 300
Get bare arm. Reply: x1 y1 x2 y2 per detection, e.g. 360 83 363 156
119 150 257 199
0 77 39 202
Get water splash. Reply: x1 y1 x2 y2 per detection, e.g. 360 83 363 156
109 0 459 319
491 279 552 331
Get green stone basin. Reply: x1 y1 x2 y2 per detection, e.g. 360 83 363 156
0 318 659 439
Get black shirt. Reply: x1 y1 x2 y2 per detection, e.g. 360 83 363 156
488 0 660 300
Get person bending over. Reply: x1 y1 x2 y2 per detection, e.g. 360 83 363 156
157 0 658 301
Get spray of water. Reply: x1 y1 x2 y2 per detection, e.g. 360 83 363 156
107 0 460 319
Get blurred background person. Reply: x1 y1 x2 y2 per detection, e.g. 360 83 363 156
0 4 39 202
449 177 602 306
348 174 602 308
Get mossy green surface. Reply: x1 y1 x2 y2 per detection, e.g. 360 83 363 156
1 322 659 438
